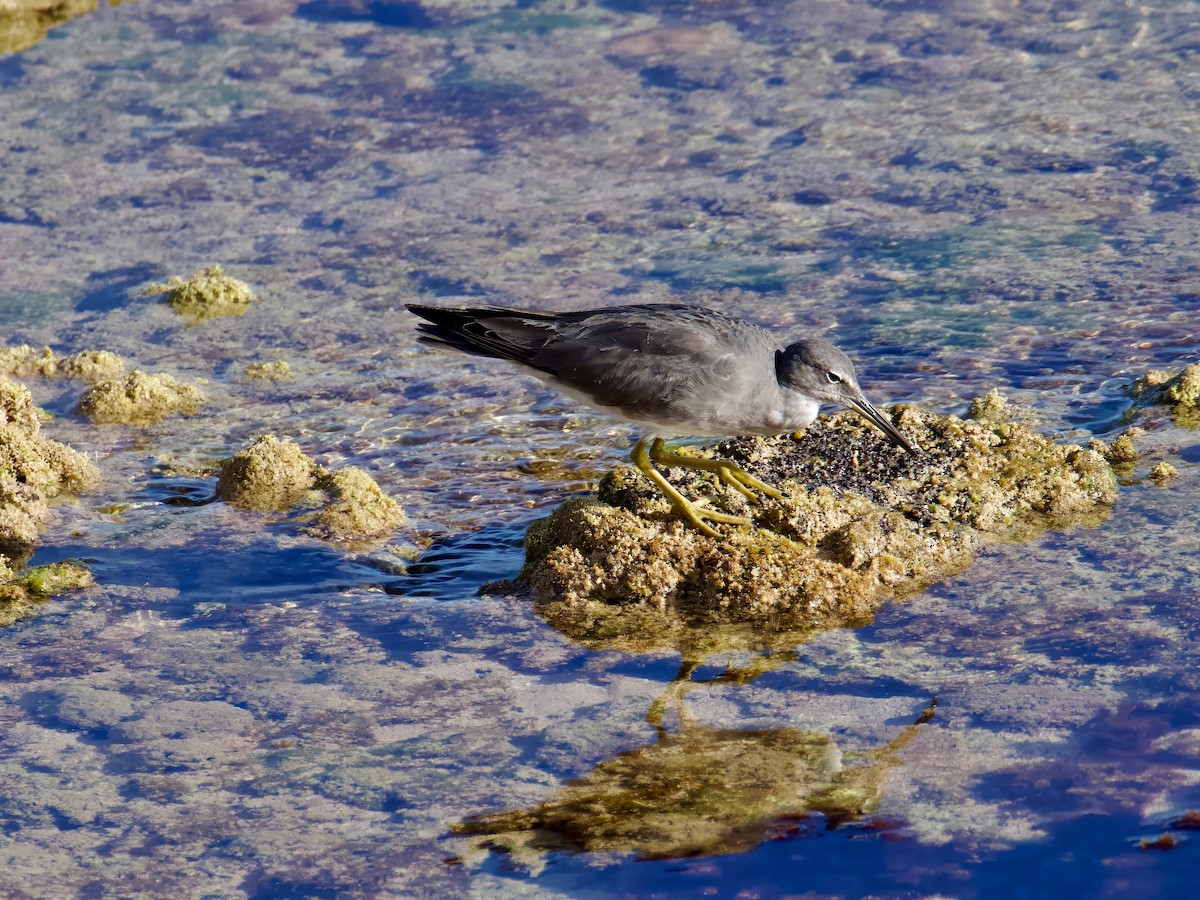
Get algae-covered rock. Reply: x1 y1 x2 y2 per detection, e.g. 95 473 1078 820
1 345 125 382
0 375 40 431
1130 361 1200 428
1149 461 1178 485
0 583 36 628
20 559 93 596
965 388 1012 424
0 474 49 555
518 399 1118 643
1 559 94 628
144 264 254 320
78 370 204 425
0 0 103 57
244 360 291 381
56 350 126 383
217 435 406 544
1 375 100 559
1132 362 1200 409
0 345 56 378
1090 433 1139 466
308 467 407 543
216 435 319 512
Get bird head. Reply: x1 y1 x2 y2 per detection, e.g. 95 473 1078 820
776 339 918 455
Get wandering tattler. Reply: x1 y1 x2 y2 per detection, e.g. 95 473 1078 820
407 303 918 537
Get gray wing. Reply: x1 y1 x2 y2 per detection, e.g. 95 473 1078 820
529 305 780 420
407 302 781 425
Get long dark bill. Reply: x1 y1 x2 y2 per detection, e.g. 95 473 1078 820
850 397 920 456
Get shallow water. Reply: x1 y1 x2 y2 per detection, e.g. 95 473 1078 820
1 0 1199 896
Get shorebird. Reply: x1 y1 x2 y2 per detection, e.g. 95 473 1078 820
408 303 917 537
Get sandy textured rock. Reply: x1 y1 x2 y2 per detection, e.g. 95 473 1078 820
78 370 203 425
216 435 319 512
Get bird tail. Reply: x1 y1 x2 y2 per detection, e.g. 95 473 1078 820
405 303 558 367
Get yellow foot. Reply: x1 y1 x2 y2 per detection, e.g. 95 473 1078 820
650 439 785 504
716 464 785 502
630 438 771 538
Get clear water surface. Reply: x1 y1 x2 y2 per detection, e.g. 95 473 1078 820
1 1 1199 897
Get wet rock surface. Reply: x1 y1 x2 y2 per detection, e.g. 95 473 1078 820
519 398 1118 644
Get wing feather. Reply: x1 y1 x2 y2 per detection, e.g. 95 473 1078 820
407 303 781 430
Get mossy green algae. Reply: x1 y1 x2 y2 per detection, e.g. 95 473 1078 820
519 398 1117 642
1 559 95 627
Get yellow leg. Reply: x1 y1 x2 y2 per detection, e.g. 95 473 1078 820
649 439 785 502
631 439 751 538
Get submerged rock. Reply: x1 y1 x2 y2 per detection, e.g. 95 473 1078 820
243 360 291 381
144 264 255 320
78 370 204 425
0 560 95 628
518 398 1117 645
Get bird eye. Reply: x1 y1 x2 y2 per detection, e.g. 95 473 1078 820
826 371 842 384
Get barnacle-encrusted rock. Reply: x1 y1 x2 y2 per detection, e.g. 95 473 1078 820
307 467 407 543
518 399 1118 646
56 350 126 383
1090 433 1139 466
1130 362 1200 429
